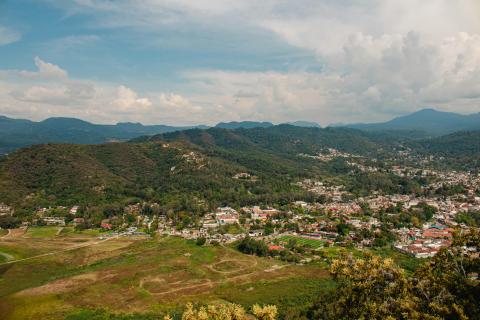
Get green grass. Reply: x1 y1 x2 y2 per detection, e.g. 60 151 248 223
0 229 8 237
60 227 102 237
0 235 333 320
277 235 326 248
25 227 60 238
369 246 423 273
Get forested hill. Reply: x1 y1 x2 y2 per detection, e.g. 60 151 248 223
1 125 479 213
412 130 480 169
0 125 408 212
135 125 391 157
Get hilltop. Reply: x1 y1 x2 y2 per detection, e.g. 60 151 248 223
345 108 480 136
0 115 203 154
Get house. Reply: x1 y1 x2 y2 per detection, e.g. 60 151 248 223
216 214 239 225
0 203 13 216
268 245 285 251
251 206 273 221
70 206 79 215
215 207 239 225
73 218 85 226
42 216 65 226
101 223 113 230
101 219 113 230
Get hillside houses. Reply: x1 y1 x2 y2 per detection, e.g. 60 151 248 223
215 207 239 225
0 203 13 216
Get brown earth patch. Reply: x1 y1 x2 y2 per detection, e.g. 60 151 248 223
14 272 114 297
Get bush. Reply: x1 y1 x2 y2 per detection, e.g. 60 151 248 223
196 237 206 246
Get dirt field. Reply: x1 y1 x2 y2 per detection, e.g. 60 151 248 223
0 228 332 319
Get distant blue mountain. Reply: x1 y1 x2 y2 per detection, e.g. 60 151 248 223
285 121 321 128
215 121 274 129
0 115 205 154
344 108 480 135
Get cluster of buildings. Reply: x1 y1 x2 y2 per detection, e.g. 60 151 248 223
0 203 13 216
394 224 454 258
298 148 361 162
295 179 349 201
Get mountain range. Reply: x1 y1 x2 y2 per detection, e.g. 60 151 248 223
0 123 478 211
0 116 206 154
343 108 480 135
0 108 479 154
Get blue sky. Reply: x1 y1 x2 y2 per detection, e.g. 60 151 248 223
0 1 479 125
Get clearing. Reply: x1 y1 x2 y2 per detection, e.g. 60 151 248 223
0 228 332 320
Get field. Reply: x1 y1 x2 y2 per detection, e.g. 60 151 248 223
25 226 62 238
0 227 333 319
276 235 326 249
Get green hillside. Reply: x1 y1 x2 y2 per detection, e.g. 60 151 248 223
1 125 479 216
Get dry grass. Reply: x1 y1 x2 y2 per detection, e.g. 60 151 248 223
0 235 331 319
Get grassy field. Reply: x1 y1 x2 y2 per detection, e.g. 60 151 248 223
0 227 419 319
25 227 61 238
0 229 8 237
0 231 332 320
277 235 326 249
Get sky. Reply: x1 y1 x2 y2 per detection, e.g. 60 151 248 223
0 0 480 126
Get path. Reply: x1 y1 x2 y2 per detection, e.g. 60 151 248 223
0 251 14 262
0 229 11 238
0 236 118 266
1 228 26 239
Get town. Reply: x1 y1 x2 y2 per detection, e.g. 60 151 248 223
2 159 478 263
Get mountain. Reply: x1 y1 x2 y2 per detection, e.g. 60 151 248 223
345 109 480 136
412 130 480 169
0 125 407 209
136 125 391 157
215 121 274 129
0 115 204 154
2 124 479 211
286 121 321 128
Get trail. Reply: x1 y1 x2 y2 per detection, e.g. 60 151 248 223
0 251 14 261
0 236 118 266
147 261 290 296
0 229 11 238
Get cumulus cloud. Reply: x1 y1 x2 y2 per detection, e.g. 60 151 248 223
19 57 68 80
2 1 480 124
0 57 205 124
111 85 152 112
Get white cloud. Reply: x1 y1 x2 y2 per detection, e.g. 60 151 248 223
112 85 152 112
19 57 68 80
0 57 205 124
0 26 21 46
3 1 480 124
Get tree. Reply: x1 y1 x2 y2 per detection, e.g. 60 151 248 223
0 216 20 229
177 303 277 320
196 237 206 246
312 228 480 320
237 236 268 257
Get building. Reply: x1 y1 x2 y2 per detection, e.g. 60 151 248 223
70 206 79 215
0 203 13 216
42 217 65 226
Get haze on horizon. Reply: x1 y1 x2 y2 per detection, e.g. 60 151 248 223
0 0 480 126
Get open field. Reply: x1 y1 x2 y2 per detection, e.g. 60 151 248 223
276 235 326 249
25 226 62 238
0 227 333 319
